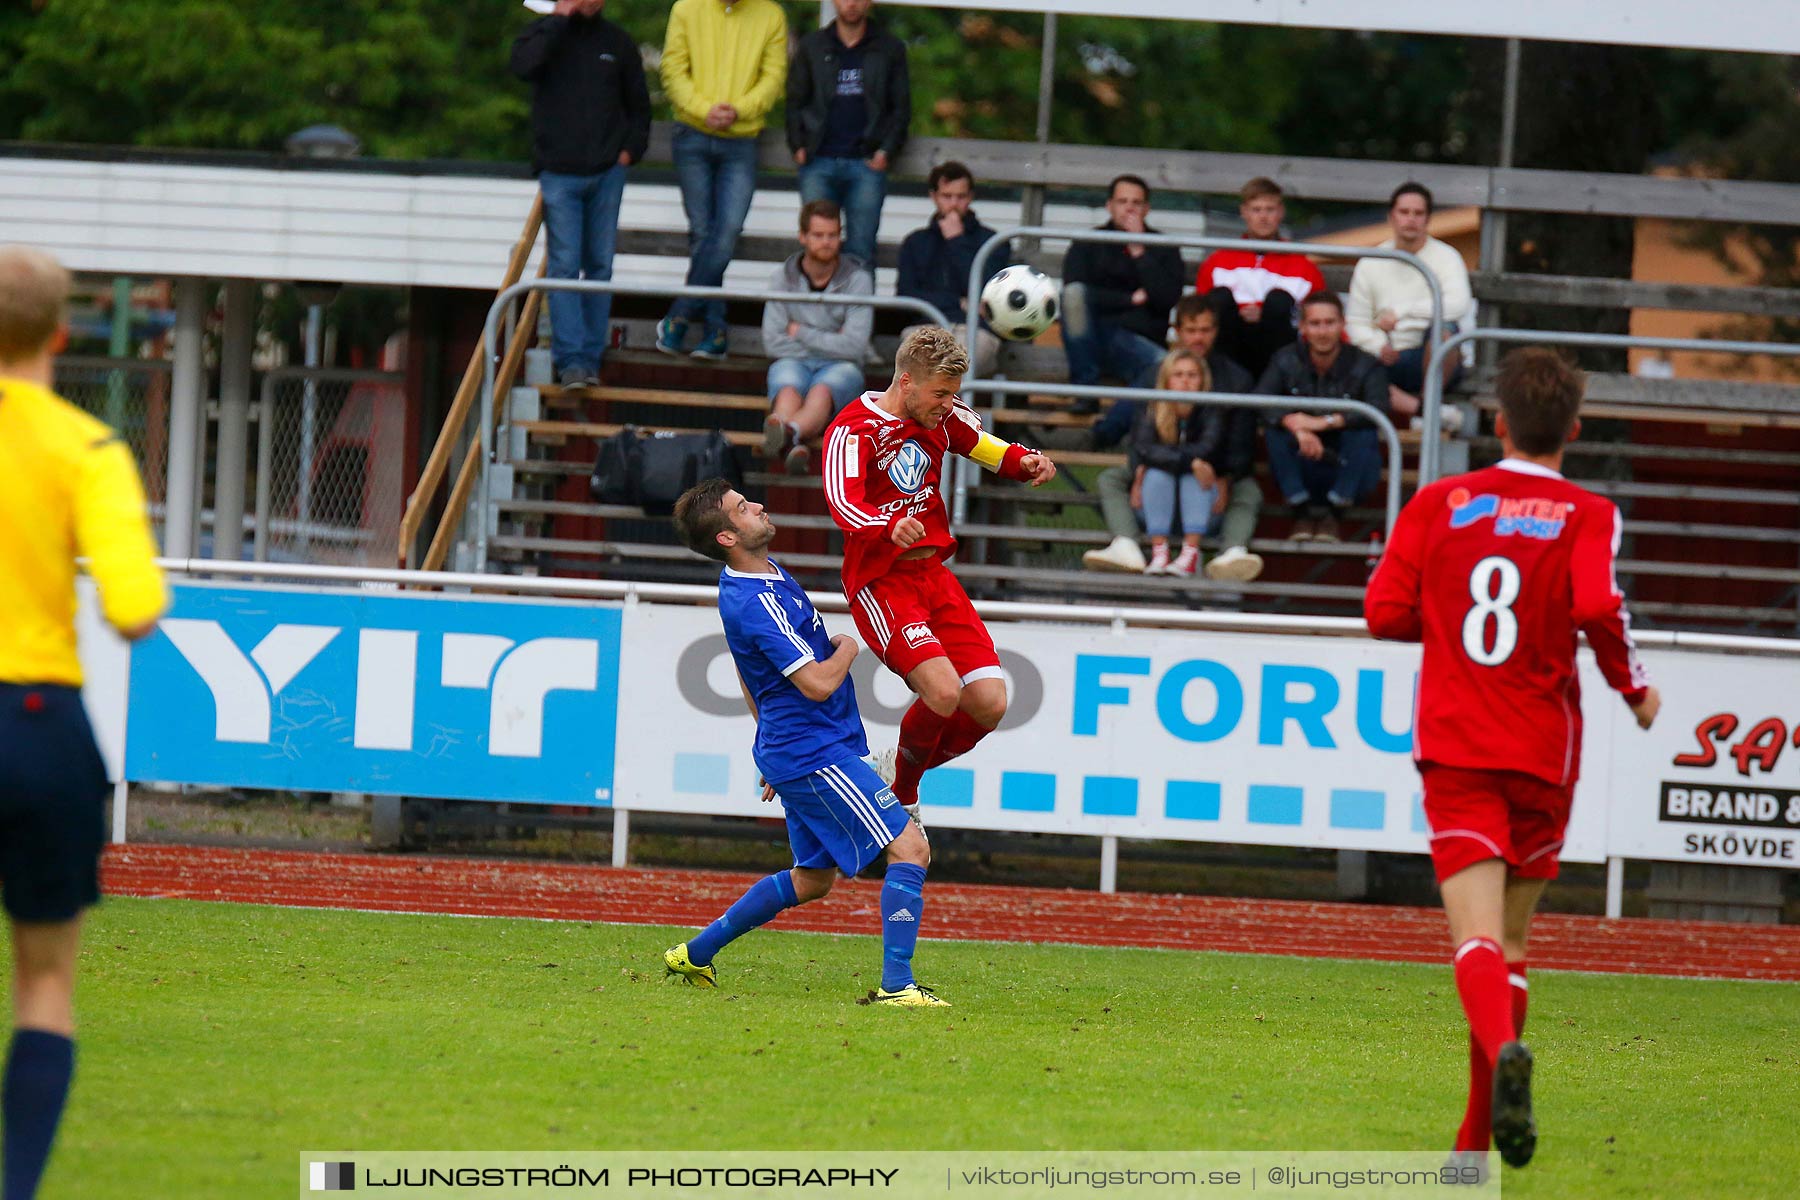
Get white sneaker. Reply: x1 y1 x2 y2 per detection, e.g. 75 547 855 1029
872 747 897 786
1204 545 1264 582
1082 535 1147 573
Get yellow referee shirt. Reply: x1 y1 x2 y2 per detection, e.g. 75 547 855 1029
0 376 168 686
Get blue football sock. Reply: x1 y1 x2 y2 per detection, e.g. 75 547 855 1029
4 1029 74 1200
686 871 799 966
880 862 928 992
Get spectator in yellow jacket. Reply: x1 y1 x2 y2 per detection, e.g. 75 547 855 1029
656 0 789 362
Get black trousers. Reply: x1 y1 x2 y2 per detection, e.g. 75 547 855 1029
1205 287 1298 382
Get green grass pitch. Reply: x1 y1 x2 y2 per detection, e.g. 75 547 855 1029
21 898 1796 1198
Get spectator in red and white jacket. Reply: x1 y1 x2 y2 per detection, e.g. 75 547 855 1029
1195 177 1326 380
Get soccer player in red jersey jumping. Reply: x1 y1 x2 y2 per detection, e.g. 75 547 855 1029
821 326 1057 824
1364 348 1661 1172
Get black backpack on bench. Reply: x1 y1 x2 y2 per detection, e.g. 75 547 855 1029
589 427 742 516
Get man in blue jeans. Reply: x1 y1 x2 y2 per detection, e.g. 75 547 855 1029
1059 175 1186 415
1257 291 1392 543
761 200 873 475
510 0 651 387
657 0 789 361
787 0 911 269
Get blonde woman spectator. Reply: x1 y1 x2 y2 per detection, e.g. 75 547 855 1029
1127 350 1224 576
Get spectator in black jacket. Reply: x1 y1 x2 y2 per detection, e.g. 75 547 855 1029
1060 175 1186 414
511 0 651 388
1127 350 1222 577
1257 291 1392 543
896 162 1008 376
787 0 910 269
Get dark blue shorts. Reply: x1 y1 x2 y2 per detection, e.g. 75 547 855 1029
0 684 107 922
775 755 908 878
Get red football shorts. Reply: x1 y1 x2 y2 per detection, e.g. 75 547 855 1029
848 556 1001 683
1420 763 1575 884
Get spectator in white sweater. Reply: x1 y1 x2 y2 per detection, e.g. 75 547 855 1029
1345 182 1471 417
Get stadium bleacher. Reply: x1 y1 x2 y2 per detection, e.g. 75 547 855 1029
439 204 1799 632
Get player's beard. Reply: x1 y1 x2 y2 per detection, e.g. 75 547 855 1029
742 517 777 552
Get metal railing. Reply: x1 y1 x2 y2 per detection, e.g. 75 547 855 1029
398 194 544 571
965 379 1404 535
964 227 1445 490
140 556 1800 914
157 556 1798 649
1420 328 1800 485
472 280 952 571
52 355 173 534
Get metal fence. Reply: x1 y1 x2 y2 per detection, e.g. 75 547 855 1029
52 355 173 539
254 368 405 567
1420 328 1800 485
472 281 953 571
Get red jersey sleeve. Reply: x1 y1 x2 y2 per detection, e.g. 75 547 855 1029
1195 253 1219 295
1570 500 1651 703
944 403 1038 482
1363 487 1430 642
823 420 900 538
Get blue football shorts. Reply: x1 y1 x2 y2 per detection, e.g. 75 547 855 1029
774 754 908 878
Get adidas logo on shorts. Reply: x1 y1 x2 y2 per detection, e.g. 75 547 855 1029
887 908 915 922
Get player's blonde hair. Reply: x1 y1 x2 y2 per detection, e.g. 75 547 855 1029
0 245 71 362
895 326 969 382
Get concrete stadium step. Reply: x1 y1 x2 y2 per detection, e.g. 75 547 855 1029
538 383 766 412
1468 435 1800 470
514 420 763 446
1460 371 1800 427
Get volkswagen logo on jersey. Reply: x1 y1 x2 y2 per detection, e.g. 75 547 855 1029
886 441 932 495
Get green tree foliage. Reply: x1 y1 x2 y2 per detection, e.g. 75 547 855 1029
0 0 531 158
2 1 1792 231
1654 52 1800 367
0 0 1464 168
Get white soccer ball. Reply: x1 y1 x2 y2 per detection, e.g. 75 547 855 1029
980 265 1060 342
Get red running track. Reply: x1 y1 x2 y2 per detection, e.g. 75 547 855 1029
101 844 1800 982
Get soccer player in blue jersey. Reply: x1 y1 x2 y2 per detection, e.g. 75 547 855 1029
662 478 946 1007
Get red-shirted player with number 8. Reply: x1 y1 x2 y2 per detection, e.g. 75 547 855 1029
1365 348 1662 1174
822 326 1056 828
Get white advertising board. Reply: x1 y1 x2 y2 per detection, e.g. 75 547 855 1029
614 601 1617 863
1602 646 1800 869
78 581 1800 870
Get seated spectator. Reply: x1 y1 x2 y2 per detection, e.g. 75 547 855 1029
1196 177 1325 380
1128 351 1221 577
896 161 1007 376
1346 181 1471 418
1060 174 1186 415
761 200 873 474
1085 294 1264 581
788 0 910 269
1258 291 1390 543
